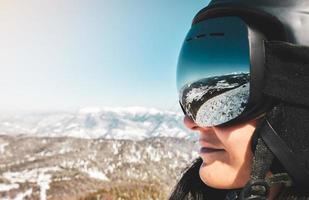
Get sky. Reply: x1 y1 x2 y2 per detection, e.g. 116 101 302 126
0 0 209 112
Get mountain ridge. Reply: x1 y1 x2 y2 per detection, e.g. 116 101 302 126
0 106 196 141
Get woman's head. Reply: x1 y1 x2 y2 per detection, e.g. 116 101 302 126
184 116 258 189
171 1 309 199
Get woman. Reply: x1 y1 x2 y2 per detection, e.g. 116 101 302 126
169 0 309 199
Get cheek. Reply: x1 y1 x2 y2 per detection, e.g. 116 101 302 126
199 123 257 189
218 125 255 167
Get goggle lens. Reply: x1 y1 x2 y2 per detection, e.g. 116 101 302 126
177 17 251 127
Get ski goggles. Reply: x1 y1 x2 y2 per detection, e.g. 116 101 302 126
177 16 267 127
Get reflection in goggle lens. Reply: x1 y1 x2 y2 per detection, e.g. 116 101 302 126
179 73 250 127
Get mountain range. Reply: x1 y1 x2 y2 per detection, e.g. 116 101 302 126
0 106 196 140
0 107 200 200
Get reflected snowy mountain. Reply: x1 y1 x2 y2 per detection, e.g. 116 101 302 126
179 73 250 126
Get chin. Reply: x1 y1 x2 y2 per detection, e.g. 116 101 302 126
199 161 250 189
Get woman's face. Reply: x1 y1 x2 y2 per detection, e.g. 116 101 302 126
184 116 257 189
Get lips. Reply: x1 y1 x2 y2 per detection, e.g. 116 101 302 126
200 147 225 153
198 139 225 153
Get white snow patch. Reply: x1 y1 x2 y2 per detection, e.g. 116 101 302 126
38 150 54 157
38 173 51 200
3 167 60 200
14 188 33 200
84 168 109 181
59 159 110 181
196 83 249 126
53 176 71 182
0 183 19 192
65 123 79 129
105 164 115 174
111 142 121 155
0 142 9 154
59 147 72 154
145 146 161 162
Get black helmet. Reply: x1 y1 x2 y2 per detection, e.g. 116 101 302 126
177 0 309 128
194 0 309 46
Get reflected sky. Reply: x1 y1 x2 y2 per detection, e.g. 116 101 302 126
177 17 250 90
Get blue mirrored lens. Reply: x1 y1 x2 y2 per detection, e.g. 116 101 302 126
177 17 251 126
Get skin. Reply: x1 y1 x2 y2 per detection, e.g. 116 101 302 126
183 116 282 199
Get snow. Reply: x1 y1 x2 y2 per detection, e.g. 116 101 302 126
180 73 250 126
196 83 249 126
37 173 51 200
0 183 19 192
84 168 109 181
59 147 72 154
145 146 161 162
65 123 79 129
184 78 243 106
14 188 33 200
126 147 142 163
59 159 110 181
111 142 121 155
185 86 210 103
0 142 9 154
3 167 60 200
105 164 115 174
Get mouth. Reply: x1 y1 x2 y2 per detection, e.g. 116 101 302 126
198 139 225 153
199 147 225 154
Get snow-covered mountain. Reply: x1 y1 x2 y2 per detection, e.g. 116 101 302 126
0 136 199 200
0 106 196 140
0 107 200 199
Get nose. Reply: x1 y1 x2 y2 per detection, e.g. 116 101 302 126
183 115 198 130
183 115 213 131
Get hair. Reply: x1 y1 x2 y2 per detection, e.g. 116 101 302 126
168 157 229 200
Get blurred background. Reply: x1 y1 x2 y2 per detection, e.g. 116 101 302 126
0 1 208 199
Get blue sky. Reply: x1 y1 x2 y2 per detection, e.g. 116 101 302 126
0 1 209 112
